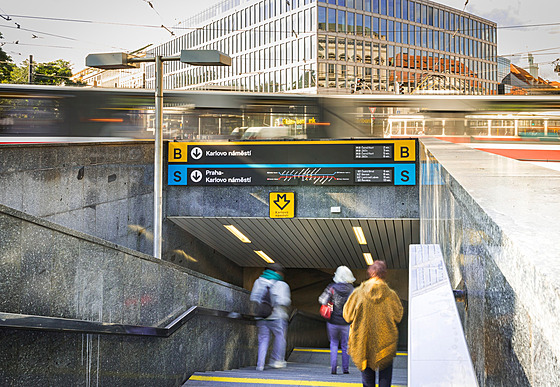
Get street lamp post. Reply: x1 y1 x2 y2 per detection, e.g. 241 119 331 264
86 50 231 259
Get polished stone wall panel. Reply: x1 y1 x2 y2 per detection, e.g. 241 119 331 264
0 204 258 385
50 232 80 318
420 138 560 386
167 185 419 219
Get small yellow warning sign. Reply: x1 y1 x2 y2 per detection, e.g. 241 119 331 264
269 192 295 219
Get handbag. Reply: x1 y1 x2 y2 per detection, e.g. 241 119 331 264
320 302 333 319
320 288 334 320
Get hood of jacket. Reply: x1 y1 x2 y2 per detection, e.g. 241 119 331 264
361 277 392 304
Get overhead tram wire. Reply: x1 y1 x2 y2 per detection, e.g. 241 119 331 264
6 14 560 36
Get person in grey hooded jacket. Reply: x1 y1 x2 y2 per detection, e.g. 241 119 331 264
318 266 355 374
250 263 291 371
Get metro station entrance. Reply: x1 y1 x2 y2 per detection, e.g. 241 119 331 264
165 139 419 349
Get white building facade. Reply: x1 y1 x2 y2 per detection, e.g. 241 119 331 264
147 0 497 94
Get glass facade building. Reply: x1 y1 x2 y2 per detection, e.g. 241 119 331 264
147 0 497 94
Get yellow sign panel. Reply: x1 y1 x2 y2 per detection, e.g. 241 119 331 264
168 142 188 162
393 140 416 161
269 192 295 219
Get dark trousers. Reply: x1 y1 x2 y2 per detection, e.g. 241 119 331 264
361 361 393 387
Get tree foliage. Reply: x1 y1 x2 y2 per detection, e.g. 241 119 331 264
32 59 84 86
0 43 85 86
0 34 16 83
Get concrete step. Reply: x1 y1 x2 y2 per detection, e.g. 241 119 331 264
183 348 408 386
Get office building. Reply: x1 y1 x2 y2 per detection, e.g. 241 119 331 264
147 0 497 94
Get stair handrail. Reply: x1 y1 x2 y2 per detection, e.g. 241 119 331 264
0 307 321 338
0 306 256 338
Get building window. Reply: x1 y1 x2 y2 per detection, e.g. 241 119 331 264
356 14 363 35
319 35 326 59
318 7 326 30
338 37 346 60
364 15 371 37
328 36 336 59
347 12 355 34
328 8 336 31
348 39 355 61
338 10 346 33
328 63 336 87
365 41 372 64
395 22 401 43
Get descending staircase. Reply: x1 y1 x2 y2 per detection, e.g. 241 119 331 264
184 348 408 386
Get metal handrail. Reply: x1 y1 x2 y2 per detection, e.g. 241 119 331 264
0 307 321 338
0 306 257 338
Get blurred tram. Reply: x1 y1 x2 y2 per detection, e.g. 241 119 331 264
1 84 560 157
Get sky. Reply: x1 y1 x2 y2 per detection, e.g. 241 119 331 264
1 0 559 80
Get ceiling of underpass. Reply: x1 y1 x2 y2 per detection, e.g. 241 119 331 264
169 217 419 270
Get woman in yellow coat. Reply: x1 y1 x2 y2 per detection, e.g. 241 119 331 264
343 261 403 387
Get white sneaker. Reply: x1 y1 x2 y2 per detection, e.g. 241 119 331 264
256 365 264 371
269 360 287 369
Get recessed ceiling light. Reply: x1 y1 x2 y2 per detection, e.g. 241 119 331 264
224 225 251 243
353 226 367 245
254 250 275 263
363 253 374 266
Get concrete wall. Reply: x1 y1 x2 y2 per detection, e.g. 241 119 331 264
0 203 256 386
0 142 242 286
419 138 560 386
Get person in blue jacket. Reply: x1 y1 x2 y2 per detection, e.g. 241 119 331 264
250 263 291 371
318 266 356 374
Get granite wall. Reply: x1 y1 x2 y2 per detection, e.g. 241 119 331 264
166 184 419 219
0 142 242 286
419 138 560 386
0 203 257 386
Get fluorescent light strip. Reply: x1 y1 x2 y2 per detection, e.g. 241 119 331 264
353 226 367 245
224 225 251 243
363 253 374 266
254 250 275 264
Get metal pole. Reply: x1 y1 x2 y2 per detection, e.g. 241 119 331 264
153 56 163 259
28 55 33 84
